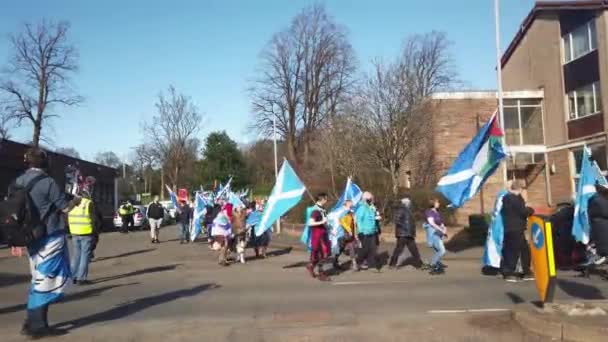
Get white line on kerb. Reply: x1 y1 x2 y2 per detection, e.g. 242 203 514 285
428 308 509 314
332 281 410 286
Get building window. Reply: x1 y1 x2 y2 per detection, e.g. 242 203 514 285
503 99 544 146
563 20 597 63
572 143 608 190
567 81 602 119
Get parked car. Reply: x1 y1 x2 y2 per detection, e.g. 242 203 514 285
160 201 177 220
113 205 149 230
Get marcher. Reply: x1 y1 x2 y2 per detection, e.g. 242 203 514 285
500 180 535 282
212 203 232 266
177 200 192 244
205 200 221 243
389 197 425 269
306 193 331 281
147 196 164 244
68 188 102 285
232 206 248 264
355 192 380 273
424 199 448 275
332 199 358 271
9 148 81 338
251 199 270 258
587 182 608 264
118 200 134 234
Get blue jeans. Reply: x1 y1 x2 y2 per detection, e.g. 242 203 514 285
180 222 190 241
431 235 446 266
70 235 93 281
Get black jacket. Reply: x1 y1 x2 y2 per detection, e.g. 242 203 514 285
588 193 608 255
393 203 415 238
147 202 164 220
205 204 221 225
501 193 534 234
177 204 192 224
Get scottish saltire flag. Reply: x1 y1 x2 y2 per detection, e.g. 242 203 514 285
165 185 179 208
190 193 208 242
256 159 306 236
27 233 71 309
573 147 608 244
328 178 363 254
436 112 506 207
228 191 245 209
216 178 233 199
482 189 508 268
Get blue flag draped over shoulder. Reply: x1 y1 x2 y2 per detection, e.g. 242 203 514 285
190 192 208 242
436 113 506 207
256 159 306 236
482 189 507 268
573 147 608 244
327 178 363 255
27 233 71 309
300 205 316 251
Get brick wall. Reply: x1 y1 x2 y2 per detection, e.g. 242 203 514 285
547 149 573 204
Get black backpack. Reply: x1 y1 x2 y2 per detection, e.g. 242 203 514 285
0 174 49 247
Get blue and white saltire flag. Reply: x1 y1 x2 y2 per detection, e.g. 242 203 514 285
436 112 506 208
328 178 363 254
165 185 178 208
256 159 306 236
228 191 245 209
190 192 208 242
573 147 608 244
27 233 71 309
216 178 233 199
482 189 508 268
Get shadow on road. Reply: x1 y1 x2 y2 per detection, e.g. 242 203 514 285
92 248 156 263
93 264 182 284
557 279 606 300
0 272 30 288
55 283 219 331
505 292 525 304
0 282 139 316
283 261 309 269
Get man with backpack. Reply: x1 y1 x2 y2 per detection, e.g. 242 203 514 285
1 148 81 338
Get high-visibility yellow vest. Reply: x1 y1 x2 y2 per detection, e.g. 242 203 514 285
119 206 128 215
69 198 93 235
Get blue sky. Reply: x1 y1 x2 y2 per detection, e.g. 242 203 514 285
0 0 533 162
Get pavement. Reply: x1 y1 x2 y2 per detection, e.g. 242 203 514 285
1 225 608 341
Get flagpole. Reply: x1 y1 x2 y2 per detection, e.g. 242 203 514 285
273 111 281 234
495 0 508 187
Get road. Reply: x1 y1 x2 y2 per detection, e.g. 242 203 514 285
2 225 608 341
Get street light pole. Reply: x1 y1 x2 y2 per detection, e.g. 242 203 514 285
272 110 281 234
495 0 508 186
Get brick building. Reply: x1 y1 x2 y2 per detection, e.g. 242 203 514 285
411 1 608 225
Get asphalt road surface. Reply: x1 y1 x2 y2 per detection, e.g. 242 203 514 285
2 225 608 341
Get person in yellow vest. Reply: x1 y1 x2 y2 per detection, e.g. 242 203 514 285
119 200 135 234
68 189 102 285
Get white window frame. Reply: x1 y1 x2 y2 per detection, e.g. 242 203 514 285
562 20 597 64
503 99 544 146
566 81 602 120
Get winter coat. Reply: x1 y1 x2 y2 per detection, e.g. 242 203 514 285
589 193 608 255
393 203 415 238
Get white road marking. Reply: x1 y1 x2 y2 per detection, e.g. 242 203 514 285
331 280 410 286
428 308 509 314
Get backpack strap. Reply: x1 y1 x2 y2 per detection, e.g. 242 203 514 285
25 174 48 193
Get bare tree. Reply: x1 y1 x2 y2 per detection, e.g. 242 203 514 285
352 32 457 197
143 86 202 188
56 146 80 159
250 4 356 166
0 113 13 140
95 151 122 169
0 20 82 147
